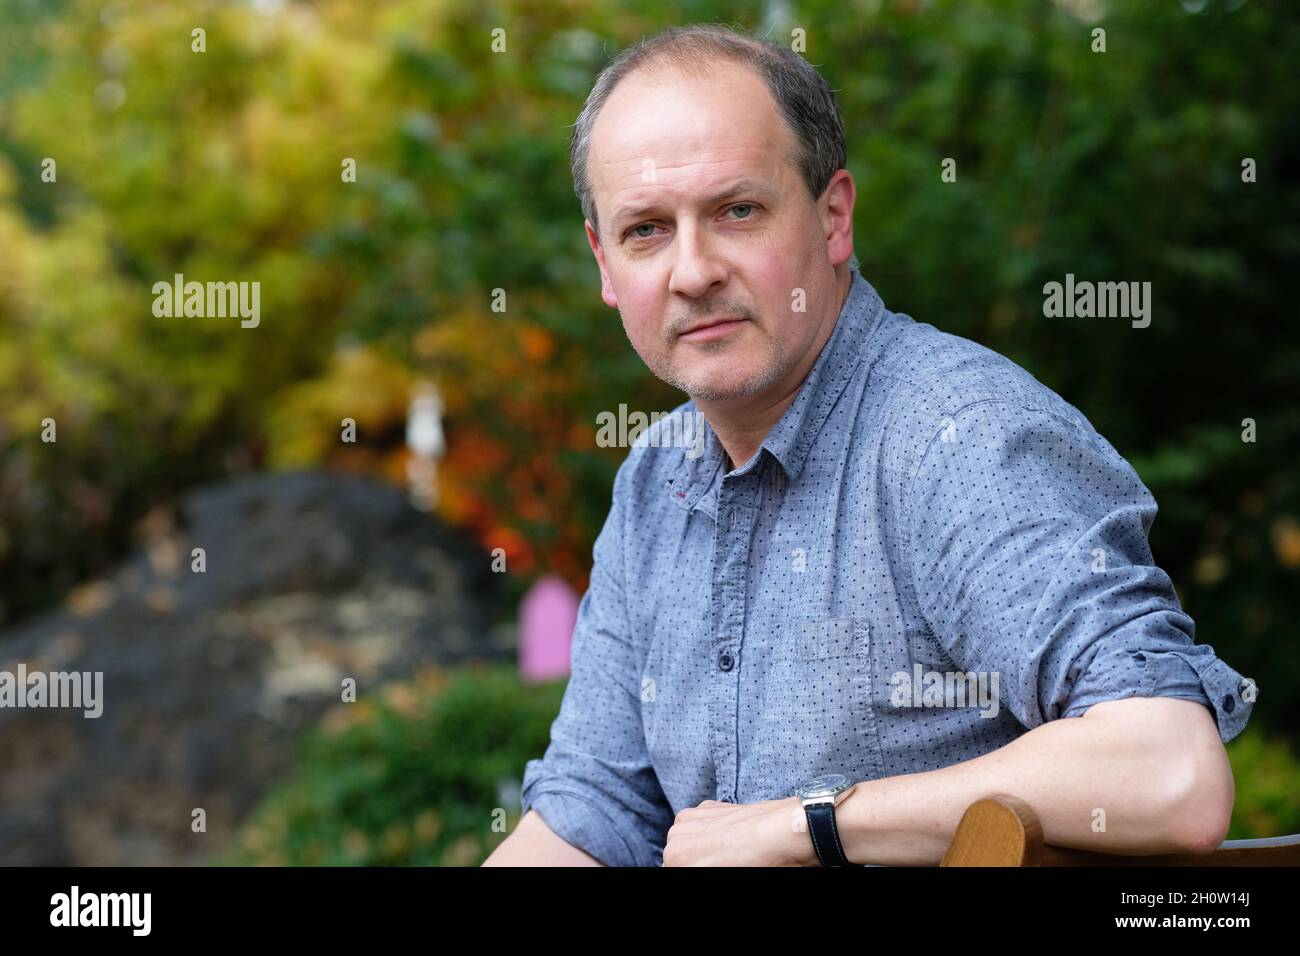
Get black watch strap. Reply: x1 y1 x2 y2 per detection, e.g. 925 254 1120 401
805 800 861 867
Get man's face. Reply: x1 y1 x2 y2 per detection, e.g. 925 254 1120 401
584 61 851 404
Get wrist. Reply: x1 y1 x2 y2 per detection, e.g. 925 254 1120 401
792 774 868 866
775 796 821 866
834 780 872 864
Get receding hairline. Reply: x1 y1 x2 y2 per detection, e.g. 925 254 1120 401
585 58 803 237
571 23 850 255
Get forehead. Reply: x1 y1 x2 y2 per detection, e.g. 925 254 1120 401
588 61 796 228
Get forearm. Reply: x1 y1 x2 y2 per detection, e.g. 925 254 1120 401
835 698 1223 865
482 809 607 866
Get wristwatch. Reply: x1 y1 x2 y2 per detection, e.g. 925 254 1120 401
796 772 864 867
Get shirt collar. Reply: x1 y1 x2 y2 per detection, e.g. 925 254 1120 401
666 265 885 516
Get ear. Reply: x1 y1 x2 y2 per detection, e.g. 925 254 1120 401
585 219 618 309
818 169 857 269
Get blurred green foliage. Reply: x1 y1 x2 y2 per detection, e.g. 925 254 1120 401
1226 722 1300 839
221 663 565 866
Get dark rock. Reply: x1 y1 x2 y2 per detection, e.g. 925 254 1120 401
0 469 508 865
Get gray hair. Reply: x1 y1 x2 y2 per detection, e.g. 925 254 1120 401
570 23 852 266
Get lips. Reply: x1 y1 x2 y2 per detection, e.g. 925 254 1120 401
680 316 747 336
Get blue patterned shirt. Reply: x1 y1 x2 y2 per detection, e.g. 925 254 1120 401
519 265 1254 867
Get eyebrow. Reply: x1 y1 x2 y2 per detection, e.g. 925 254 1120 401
609 178 776 232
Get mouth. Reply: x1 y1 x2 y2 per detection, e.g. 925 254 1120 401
678 316 749 342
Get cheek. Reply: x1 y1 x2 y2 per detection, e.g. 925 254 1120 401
774 240 828 311
621 307 665 357
621 285 667 337
747 264 801 327
766 216 824 279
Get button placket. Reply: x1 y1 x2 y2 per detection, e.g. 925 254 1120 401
711 474 759 804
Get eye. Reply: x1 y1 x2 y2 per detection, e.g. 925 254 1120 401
623 203 759 243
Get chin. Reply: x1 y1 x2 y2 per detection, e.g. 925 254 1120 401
683 371 770 402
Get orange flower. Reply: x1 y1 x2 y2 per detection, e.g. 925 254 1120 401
1272 517 1300 568
519 325 556 363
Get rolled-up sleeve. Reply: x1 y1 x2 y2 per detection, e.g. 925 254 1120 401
519 455 674 866
906 399 1254 744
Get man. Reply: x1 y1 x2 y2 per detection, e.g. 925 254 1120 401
483 24 1252 867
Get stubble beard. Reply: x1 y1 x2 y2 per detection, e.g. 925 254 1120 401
646 324 793 403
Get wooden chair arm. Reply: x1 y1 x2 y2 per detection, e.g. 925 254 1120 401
940 795 1300 866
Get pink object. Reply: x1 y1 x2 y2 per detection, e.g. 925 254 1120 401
518 574 579 683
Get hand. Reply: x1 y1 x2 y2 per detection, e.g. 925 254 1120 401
661 796 818 866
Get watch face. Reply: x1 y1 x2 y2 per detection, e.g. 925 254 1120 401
797 772 850 800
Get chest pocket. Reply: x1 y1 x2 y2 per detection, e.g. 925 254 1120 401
754 616 883 783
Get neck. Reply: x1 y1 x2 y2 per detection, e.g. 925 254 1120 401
696 264 853 471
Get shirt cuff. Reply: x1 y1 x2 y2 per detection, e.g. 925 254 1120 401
1063 647 1254 743
1142 649 1254 744
520 783 662 867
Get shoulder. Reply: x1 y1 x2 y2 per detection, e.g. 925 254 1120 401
868 317 1105 464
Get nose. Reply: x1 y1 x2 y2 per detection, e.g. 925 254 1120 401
667 219 728 300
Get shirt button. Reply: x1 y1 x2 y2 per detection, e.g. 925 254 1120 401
1222 693 1236 714
718 650 734 672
